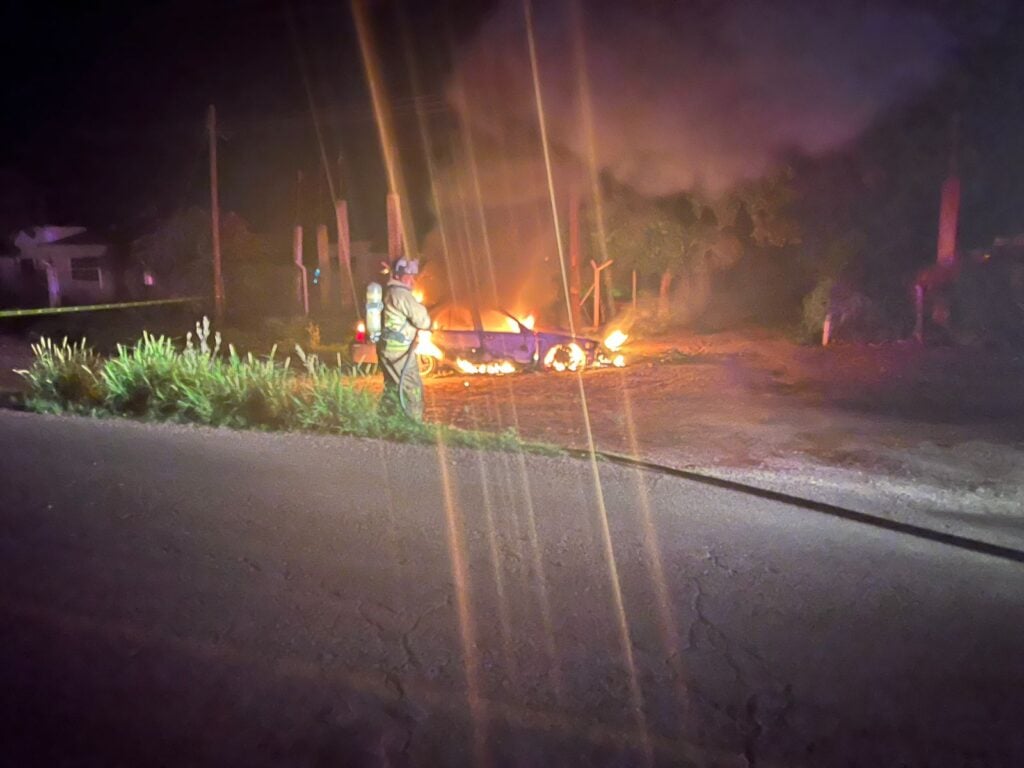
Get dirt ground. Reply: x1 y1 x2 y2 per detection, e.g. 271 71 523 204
418 329 1024 547
4 328 1023 546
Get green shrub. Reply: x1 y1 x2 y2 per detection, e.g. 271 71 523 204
800 276 833 343
18 317 552 454
17 337 103 413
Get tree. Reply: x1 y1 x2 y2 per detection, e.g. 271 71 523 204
132 208 211 296
132 208 277 307
717 171 802 249
597 185 684 318
592 169 803 324
596 183 738 319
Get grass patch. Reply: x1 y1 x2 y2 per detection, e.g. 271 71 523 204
16 317 560 455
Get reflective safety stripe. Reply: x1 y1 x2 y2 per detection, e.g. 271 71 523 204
382 286 416 353
383 328 412 354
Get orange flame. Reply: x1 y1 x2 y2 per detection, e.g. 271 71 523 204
604 329 628 351
543 342 587 372
414 331 443 359
456 358 516 375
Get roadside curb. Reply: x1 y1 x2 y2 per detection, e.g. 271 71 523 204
566 447 1024 565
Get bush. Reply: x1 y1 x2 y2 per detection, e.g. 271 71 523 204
18 337 103 413
800 276 833 343
18 318 551 453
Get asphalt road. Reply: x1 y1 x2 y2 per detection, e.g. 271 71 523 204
1 410 1022 767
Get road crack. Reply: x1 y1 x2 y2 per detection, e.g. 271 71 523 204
355 595 453 678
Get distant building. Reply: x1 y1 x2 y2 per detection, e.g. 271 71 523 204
0 226 117 308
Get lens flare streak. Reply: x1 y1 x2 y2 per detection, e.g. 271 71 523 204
524 0 652 761
434 437 487 764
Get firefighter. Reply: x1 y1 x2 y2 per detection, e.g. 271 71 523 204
378 258 431 419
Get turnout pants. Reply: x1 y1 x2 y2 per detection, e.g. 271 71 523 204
378 344 424 421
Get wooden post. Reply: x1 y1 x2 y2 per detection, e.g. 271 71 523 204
936 175 960 268
937 114 961 268
590 259 614 328
293 225 308 316
335 199 358 313
316 224 331 314
602 266 616 319
207 105 225 324
632 269 637 312
44 261 61 308
568 189 583 331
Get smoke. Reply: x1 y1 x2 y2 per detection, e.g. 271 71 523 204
450 0 960 195
425 0 1004 318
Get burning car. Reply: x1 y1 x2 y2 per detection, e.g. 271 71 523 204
352 303 626 376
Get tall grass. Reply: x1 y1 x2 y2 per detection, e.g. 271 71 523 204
18 337 103 413
17 317 547 453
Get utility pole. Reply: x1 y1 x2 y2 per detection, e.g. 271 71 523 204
316 223 331 314
294 225 308 316
207 105 225 325
568 189 584 332
335 199 359 313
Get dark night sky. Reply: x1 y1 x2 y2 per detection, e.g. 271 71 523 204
0 0 493 240
1 0 1022 256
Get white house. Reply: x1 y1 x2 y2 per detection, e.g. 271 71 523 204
0 226 116 307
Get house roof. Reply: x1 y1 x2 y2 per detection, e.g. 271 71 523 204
11 226 109 250
50 229 111 246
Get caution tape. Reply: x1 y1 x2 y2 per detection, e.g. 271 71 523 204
0 297 202 319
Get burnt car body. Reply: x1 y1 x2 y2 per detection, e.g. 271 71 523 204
434 312 603 370
351 304 608 374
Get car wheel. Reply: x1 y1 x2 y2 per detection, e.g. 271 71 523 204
418 355 436 377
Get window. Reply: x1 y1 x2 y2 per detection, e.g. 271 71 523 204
71 256 102 283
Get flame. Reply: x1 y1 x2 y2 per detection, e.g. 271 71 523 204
604 329 628 351
509 314 536 331
543 342 587 372
414 331 444 360
456 358 516 375
613 354 625 368
412 289 425 303
505 316 521 332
